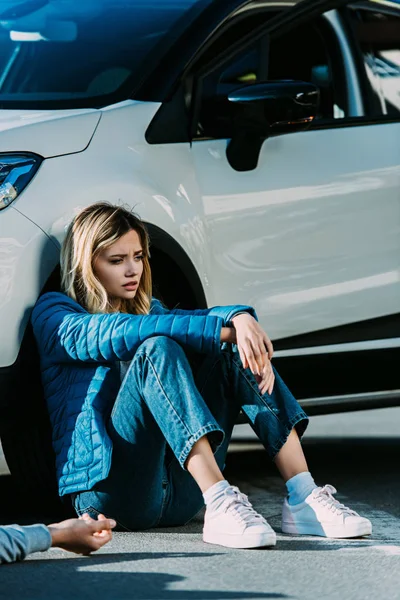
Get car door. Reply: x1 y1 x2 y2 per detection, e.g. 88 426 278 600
188 1 400 346
180 0 399 403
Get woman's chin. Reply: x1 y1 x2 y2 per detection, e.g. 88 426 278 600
121 289 137 297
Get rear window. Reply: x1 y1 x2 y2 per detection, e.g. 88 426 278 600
0 0 211 109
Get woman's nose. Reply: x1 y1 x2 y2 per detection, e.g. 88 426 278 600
125 261 139 276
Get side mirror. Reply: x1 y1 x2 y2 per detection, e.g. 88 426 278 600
226 80 319 171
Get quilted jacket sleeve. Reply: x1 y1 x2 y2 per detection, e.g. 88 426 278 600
31 293 224 364
151 298 258 324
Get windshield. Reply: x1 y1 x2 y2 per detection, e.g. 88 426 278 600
0 0 212 109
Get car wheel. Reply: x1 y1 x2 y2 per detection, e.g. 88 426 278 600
0 322 68 516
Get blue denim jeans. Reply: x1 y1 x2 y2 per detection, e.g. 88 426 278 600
72 336 308 531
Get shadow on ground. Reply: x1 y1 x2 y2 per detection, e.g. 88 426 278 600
2 553 287 600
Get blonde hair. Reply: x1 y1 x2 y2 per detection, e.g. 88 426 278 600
61 202 152 314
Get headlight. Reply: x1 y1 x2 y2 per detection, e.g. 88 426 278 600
0 154 43 211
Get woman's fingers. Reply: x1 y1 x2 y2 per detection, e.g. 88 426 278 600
241 341 259 375
249 343 262 375
263 333 274 360
262 376 274 396
260 373 271 395
268 372 275 395
247 353 259 376
262 369 275 395
258 361 274 395
242 339 268 376
238 345 248 370
255 343 268 376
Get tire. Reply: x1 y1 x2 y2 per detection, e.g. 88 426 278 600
150 246 200 309
0 323 68 516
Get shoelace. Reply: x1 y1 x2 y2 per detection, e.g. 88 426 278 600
220 486 267 526
312 485 359 517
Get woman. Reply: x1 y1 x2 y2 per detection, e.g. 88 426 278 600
32 203 371 549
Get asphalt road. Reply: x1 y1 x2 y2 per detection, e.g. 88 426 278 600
1 408 400 600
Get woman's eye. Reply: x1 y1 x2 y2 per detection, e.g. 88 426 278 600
110 259 122 265
135 255 144 262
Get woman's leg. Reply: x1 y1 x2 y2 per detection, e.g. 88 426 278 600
171 363 310 508
193 345 309 464
186 436 225 492
202 346 373 539
274 428 309 482
157 344 371 540
159 344 308 528
73 335 227 530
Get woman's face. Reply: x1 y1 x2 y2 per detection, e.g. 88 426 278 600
93 229 144 302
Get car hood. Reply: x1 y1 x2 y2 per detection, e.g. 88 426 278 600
0 108 101 158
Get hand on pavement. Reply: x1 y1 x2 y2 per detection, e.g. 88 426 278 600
48 514 116 555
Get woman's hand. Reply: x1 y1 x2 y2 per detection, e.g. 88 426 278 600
231 313 275 395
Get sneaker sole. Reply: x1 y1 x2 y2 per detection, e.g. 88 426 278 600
203 530 277 549
281 520 372 539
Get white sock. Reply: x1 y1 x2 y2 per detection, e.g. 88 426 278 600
286 471 318 505
203 480 230 512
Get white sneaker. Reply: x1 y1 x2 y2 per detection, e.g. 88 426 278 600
203 485 276 549
282 484 372 539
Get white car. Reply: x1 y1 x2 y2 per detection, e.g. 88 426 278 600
0 0 399 501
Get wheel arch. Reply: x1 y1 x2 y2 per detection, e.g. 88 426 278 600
145 222 207 309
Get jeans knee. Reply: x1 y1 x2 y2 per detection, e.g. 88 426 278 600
138 335 182 356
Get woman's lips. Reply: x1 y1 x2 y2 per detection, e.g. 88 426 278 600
123 282 138 289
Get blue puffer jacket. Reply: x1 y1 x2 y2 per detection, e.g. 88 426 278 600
31 292 256 496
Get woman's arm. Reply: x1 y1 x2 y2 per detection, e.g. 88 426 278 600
151 298 258 325
32 293 225 364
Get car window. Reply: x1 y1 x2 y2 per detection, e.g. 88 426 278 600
349 7 400 117
194 10 270 139
268 15 347 121
196 9 347 140
198 41 265 138
0 0 214 109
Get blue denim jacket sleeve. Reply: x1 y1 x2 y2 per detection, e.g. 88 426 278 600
0 524 51 564
31 292 224 364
